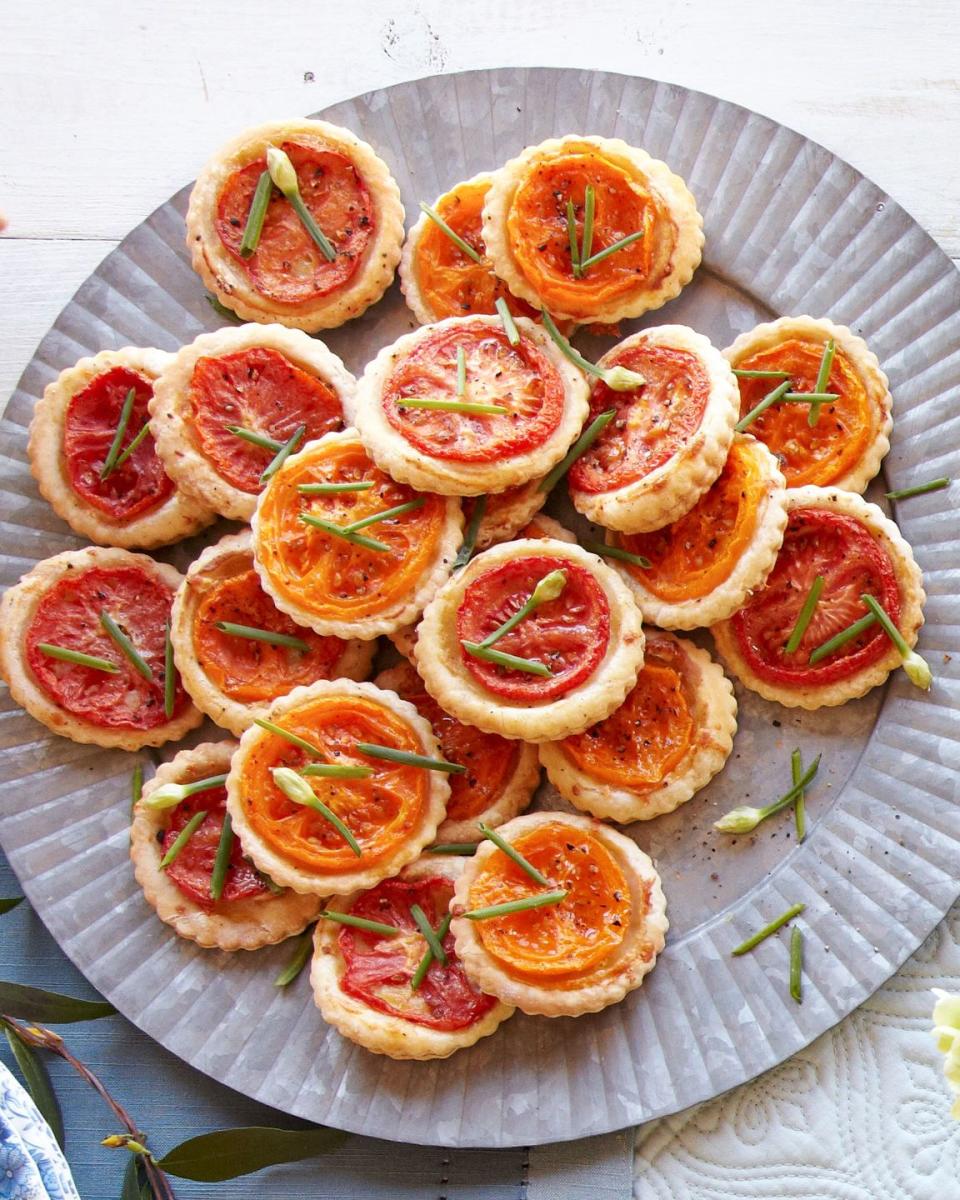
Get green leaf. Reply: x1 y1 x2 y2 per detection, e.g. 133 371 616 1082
0 897 24 914
0 981 115 1023
158 1125 348 1181
3 1025 64 1147
121 1154 140 1200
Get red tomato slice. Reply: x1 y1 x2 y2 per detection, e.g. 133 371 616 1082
25 565 187 729
215 142 374 306
381 322 564 463
732 508 900 687
162 788 268 909
569 344 709 494
63 366 174 520
189 347 344 493
456 555 610 701
338 875 497 1032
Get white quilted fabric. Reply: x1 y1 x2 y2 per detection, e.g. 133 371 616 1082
634 901 960 1197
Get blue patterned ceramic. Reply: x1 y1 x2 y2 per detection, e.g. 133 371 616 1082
0 1064 78 1200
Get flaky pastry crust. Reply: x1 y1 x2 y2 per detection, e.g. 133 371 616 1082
131 741 323 950
711 486 926 708
185 119 404 332
470 479 549 551
414 538 645 742
28 348 214 548
0 547 202 750
539 633 737 822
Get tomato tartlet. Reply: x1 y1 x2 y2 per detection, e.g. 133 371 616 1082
0 547 201 749
251 429 462 640
312 855 513 1059
150 324 356 522
171 530 375 735
568 325 740 532
186 119 404 332
28 348 213 549
399 172 535 324
725 316 892 492
226 680 449 895
606 436 789 629
375 659 540 843
414 538 645 742
131 741 322 950
352 314 589 496
540 632 737 822
712 487 925 708
482 135 703 325
451 813 667 1016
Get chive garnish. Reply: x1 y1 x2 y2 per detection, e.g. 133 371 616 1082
254 717 325 758
784 575 824 655
260 423 306 485
319 910 401 937
540 311 615 383
453 494 486 571
456 345 467 397
36 643 119 673
396 398 509 415
213 622 311 652
163 622 175 719
885 477 950 501
143 774 228 810
463 891 568 920
274 925 315 988
426 843 478 855
495 298 520 346
790 926 804 1002
807 613 877 665
581 540 651 569
566 199 581 277
343 497 425 533
297 481 375 494
411 913 452 991
782 392 839 403
209 812 234 901
298 514 390 553
808 338 836 426
734 379 792 432
271 767 362 857
112 422 151 471
581 185 596 265
419 202 484 264
160 810 207 870
714 755 821 834
227 425 284 453
99 388 136 481
354 743 466 774
131 762 143 813
266 147 336 261
239 169 273 258
99 611 154 682
579 230 644 272
860 592 932 688
478 822 550 886
478 569 566 649
538 409 616 493
792 749 806 842
733 369 791 379
731 902 805 955
300 762 374 779
410 903 448 966
462 642 553 677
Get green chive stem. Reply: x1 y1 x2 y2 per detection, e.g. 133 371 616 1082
354 743 466 774
259 424 306 485
131 763 143 812
456 345 467 397
538 408 616 492
734 379 792 432
410 914 452 991
297 481 375 494
227 426 284 453
213 622 311 652
254 717 326 759
410 903 448 966
112 423 151 471
785 575 824 655
582 540 651 568
426 843 478 855
142 774 228 810
209 812 234 901
566 199 581 277
808 613 877 665
885 477 950 501
99 388 136 481
461 641 553 677
239 170 273 258
272 768 362 857
160 810 207 870
274 925 315 987
714 756 821 834
462 891 568 920
163 623 175 719
808 339 836 426
495 298 520 346
731 903 806 956
419 202 484 264
861 592 932 688
396 398 508 415
581 185 595 264
298 514 390 553
453 495 487 571
790 927 804 1002
343 497 426 533
478 569 566 649
792 749 806 842
733 369 791 380
300 763 374 779
782 392 839 402
266 147 336 262
579 230 644 272
540 310 606 380
36 643 119 674
319 909 401 937
479 823 550 886
99 611 154 683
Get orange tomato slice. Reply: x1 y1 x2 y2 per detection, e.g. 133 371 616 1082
506 145 673 317
612 439 767 602
256 437 448 622
238 693 430 873
734 339 875 487
559 635 694 791
468 822 632 980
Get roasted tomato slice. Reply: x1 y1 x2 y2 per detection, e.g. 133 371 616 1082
189 347 344 493
63 366 173 520
193 566 348 704
569 343 710 493
162 785 268 909
559 634 693 790
237 694 430 873
25 565 187 729
732 507 900 687
467 822 632 979
338 875 497 1031
215 142 374 305
613 439 767 601
734 339 875 487
381 320 564 462
456 555 610 702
